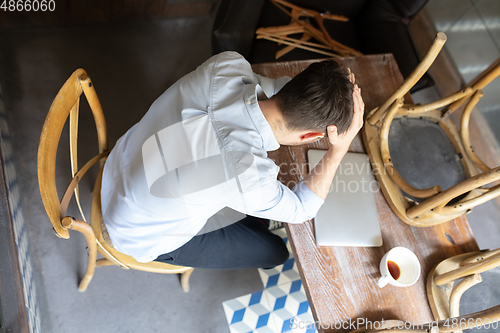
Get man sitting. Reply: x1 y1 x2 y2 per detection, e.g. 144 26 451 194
101 51 364 269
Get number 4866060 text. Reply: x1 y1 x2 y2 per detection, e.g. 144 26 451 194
1 0 55 11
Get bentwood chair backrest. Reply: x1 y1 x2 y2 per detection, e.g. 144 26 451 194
363 33 500 227
38 68 108 240
426 248 500 331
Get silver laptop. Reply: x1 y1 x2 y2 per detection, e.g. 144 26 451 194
307 150 383 247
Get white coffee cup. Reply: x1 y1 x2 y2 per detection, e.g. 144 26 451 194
377 246 421 288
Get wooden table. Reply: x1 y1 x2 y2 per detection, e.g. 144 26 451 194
252 54 479 332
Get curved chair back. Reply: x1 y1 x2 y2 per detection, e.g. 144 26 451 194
426 249 500 332
38 69 107 239
363 33 500 227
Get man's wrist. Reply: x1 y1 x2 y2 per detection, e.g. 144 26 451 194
321 145 348 171
328 144 349 160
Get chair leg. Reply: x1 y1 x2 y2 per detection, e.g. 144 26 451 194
78 251 97 292
62 217 98 292
180 268 194 293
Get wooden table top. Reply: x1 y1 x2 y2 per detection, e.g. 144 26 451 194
252 54 479 332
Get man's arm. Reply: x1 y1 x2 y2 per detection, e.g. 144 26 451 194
302 84 365 200
227 178 324 224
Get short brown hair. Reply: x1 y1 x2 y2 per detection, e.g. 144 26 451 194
273 60 354 134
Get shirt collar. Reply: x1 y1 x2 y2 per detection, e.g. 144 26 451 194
246 84 280 152
257 75 276 99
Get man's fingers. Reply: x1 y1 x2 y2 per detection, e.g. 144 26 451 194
351 86 364 130
348 72 355 84
354 87 364 111
353 88 362 112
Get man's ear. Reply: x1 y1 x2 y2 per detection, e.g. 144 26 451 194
300 131 324 142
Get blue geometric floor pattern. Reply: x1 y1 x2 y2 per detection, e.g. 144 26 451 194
222 228 318 333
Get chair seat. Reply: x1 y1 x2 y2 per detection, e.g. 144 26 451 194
389 117 467 203
91 166 192 274
99 214 114 248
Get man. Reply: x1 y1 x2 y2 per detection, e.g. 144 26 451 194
101 51 364 269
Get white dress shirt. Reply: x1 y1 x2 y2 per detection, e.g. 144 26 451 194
101 51 324 263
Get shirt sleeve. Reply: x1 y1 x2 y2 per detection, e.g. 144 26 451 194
227 179 324 224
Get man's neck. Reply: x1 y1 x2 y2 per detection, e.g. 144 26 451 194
258 99 285 141
258 98 325 146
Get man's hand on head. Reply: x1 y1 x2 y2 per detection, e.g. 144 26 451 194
326 84 364 154
347 67 355 84
302 70 365 200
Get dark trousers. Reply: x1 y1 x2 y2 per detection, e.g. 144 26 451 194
154 216 289 269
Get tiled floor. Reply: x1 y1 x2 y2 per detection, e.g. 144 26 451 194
426 0 500 140
223 229 317 333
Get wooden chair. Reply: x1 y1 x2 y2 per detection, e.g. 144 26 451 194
363 32 500 227
427 248 500 330
37 69 193 292
255 0 362 59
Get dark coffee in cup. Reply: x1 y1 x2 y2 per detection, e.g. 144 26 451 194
387 260 401 280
